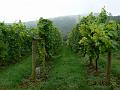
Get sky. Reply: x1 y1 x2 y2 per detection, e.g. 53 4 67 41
0 0 120 23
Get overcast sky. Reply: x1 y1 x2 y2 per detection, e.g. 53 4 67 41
0 0 120 23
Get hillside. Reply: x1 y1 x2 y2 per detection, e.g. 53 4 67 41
23 15 120 37
50 15 79 36
24 15 79 36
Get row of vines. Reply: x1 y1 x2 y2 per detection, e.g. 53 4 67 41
0 21 31 65
31 18 63 80
67 8 120 85
0 18 63 70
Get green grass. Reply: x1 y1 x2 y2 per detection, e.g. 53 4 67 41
0 56 32 90
27 46 89 90
90 51 120 90
0 47 89 90
1 47 120 90
111 51 120 77
98 51 120 77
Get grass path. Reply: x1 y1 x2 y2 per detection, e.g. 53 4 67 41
0 47 89 90
28 47 89 90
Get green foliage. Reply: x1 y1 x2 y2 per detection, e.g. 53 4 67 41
104 21 118 50
37 18 63 59
0 21 32 65
30 18 63 78
0 18 62 80
0 23 8 65
116 23 120 46
67 24 81 53
98 8 108 23
68 8 119 58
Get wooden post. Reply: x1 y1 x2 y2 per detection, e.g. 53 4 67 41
31 39 37 81
106 51 112 85
89 56 93 66
95 55 99 73
40 39 46 78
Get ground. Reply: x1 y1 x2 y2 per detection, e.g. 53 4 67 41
0 47 120 90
